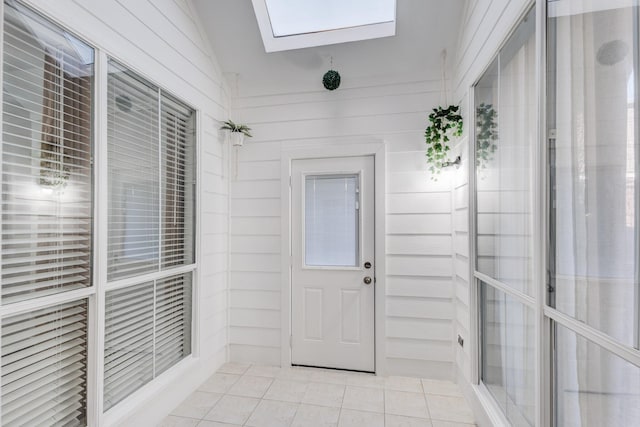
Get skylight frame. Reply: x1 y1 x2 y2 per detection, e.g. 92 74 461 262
251 0 397 52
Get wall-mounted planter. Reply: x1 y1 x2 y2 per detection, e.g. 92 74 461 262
230 132 245 147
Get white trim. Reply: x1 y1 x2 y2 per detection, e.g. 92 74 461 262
0 287 96 318
250 0 396 52
105 264 197 291
280 140 387 375
192 110 203 360
473 272 536 308
534 1 550 425
92 48 110 427
544 307 640 368
0 0 5 420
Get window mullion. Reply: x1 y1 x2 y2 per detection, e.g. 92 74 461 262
158 88 163 274
92 48 110 427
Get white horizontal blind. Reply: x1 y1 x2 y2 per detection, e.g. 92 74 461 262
103 273 191 409
1 299 88 426
107 61 159 281
2 0 94 303
160 94 195 269
155 272 192 375
103 282 154 411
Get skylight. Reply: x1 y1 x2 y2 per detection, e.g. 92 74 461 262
252 0 396 52
265 0 395 37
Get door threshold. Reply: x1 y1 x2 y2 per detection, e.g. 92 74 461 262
291 363 375 375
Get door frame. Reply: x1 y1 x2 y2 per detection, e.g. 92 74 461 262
280 139 387 375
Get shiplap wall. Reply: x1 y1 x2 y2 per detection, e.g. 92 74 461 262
22 1 229 425
229 79 458 379
452 0 533 386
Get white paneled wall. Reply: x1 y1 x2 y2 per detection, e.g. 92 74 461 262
23 0 230 424
229 80 458 379
452 0 533 392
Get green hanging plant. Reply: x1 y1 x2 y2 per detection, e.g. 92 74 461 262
424 105 463 175
322 69 341 91
220 119 252 137
475 103 498 170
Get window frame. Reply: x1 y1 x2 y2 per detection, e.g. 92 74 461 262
469 1 640 427
0 1 201 425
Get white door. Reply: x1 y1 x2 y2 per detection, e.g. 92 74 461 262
291 156 375 372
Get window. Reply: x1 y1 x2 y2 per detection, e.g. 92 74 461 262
251 0 396 52
104 60 196 408
1 300 89 426
103 273 192 410
107 60 195 280
547 1 640 424
1 1 197 423
304 174 359 267
1 0 94 424
474 6 536 426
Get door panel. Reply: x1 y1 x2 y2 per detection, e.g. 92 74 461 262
291 156 375 372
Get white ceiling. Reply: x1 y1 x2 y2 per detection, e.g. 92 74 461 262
192 0 466 98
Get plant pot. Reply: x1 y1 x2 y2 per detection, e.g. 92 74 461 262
230 132 245 147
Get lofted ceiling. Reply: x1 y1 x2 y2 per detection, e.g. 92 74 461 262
193 0 466 98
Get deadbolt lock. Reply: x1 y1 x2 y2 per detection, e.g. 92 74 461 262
364 261 372 269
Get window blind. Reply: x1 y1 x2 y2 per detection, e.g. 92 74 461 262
107 62 159 281
107 63 195 281
1 299 88 426
155 273 192 375
103 282 154 411
160 94 195 269
2 0 94 303
103 273 191 409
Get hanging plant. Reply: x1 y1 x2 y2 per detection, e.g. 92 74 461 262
322 70 341 91
220 119 252 137
424 105 463 174
220 119 252 146
475 103 498 170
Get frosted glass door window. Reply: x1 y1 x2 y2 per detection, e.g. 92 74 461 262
305 175 359 267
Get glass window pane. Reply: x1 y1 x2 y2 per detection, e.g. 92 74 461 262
555 324 640 426
2 299 88 426
475 6 536 296
481 282 536 426
104 282 154 411
160 92 196 269
107 61 159 281
264 0 395 37
305 174 359 267
548 2 640 348
1 0 94 303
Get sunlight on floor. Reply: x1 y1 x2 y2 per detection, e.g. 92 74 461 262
158 363 476 427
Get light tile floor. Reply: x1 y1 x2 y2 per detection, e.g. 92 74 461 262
158 363 476 427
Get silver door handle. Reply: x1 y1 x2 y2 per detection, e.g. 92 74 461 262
363 276 372 285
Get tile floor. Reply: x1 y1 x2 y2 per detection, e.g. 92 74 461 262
158 363 476 427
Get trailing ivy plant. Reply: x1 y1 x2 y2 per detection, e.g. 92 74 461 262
424 105 463 175
475 103 498 170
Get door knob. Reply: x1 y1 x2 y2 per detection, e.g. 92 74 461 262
363 276 372 285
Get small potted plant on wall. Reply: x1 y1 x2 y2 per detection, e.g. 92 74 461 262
220 119 252 146
424 105 463 176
